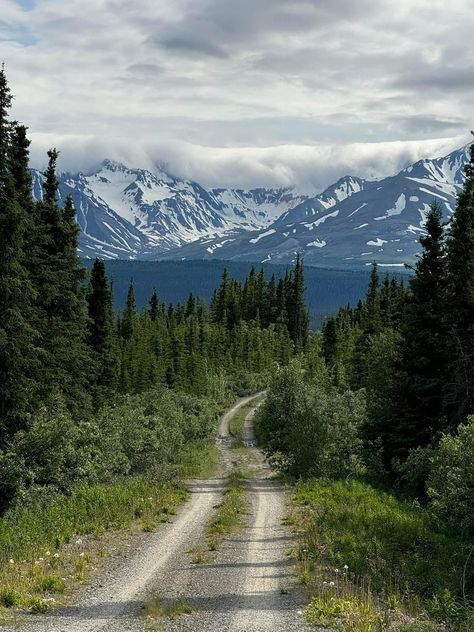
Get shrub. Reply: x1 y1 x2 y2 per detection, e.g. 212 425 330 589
428 417 474 538
0 386 221 509
255 362 365 478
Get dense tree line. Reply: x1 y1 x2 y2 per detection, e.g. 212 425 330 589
257 138 474 538
0 68 307 510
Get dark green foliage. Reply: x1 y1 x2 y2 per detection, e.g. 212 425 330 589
0 66 38 442
444 141 474 426
393 205 448 458
33 152 93 416
88 258 118 395
149 288 159 321
363 205 449 483
121 281 136 341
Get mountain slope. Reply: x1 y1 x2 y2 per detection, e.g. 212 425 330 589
164 146 469 268
31 145 469 267
32 161 309 259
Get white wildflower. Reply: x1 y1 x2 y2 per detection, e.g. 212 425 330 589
9 558 14 564
329 581 335 587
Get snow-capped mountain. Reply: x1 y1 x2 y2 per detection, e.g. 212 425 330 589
31 145 469 267
31 160 310 259
159 146 469 268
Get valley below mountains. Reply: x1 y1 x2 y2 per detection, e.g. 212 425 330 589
32 145 469 268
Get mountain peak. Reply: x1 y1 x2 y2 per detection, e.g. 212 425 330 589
30 145 469 267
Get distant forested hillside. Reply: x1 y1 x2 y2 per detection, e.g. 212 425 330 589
84 259 407 327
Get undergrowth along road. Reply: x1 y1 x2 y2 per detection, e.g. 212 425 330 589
3 393 310 632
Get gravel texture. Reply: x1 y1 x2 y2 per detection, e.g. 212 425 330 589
8 395 313 632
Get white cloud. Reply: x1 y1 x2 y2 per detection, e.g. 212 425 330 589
29 133 467 191
2 0 472 189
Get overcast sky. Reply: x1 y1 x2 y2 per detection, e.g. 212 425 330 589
1 0 472 190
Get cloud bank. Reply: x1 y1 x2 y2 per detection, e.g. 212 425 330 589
2 0 472 189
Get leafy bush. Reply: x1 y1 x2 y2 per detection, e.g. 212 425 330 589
255 362 365 478
0 386 221 509
428 417 474 538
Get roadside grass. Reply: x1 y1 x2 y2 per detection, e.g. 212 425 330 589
142 596 195 629
176 443 220 479
0 440 218 618
291 478 473 631
205 470 248 549
229 396 264 444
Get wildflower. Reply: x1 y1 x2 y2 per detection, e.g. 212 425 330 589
329 581 335 587
54 553 60 558
323 581 328 585
148 497 153 501
79 552 85 557
334 568 340 573
45 551 51 556
343 564 348 570
39 557 44 562
75 538 83 545
9 558 14 564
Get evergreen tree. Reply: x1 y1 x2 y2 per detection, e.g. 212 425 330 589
149 288 159 322
444 139 474 425
88 258 117 394
363 261 382 335
34 152 93 415
121 281 136 341
364 204 448 477
287 255 309 350
0 66 38 441
351 261 381 388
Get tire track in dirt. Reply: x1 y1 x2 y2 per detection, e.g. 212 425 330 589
8 396 259 632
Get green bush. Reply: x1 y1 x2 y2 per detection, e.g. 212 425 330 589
255 362 365 478
0 386 221 510
428 416 474 538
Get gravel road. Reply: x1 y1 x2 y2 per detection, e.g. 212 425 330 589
10 394 312 632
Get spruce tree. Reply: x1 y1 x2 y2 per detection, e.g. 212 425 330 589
88 258 117 394
287 255 309 351
33 151 92 415
121 281 136 341
366 204 448 476
0 66 38 441
149 288 159 322
444 139 474 425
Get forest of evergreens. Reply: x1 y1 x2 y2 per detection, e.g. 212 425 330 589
0 66 310 513
0 65 473 628
255 141 474 629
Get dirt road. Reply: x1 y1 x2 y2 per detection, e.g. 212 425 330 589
13 395 311 632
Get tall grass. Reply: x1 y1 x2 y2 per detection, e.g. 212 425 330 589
228 397 263 443
0 440 219 616
292 479 473 630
